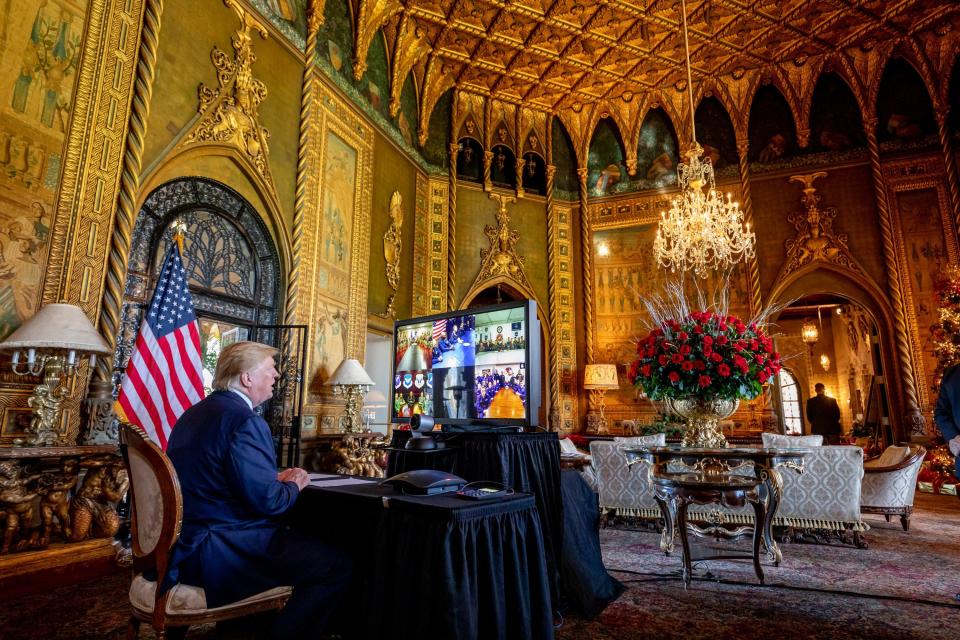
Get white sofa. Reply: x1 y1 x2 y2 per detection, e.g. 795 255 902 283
590 434 868 544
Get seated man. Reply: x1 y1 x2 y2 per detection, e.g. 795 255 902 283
165 341 350 638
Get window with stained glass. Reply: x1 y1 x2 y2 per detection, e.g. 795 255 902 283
778 369 803 435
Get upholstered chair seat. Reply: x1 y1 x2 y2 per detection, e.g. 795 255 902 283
860 444 926 531
129 575 291 617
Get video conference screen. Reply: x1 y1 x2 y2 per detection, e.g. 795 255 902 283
391 302 535 425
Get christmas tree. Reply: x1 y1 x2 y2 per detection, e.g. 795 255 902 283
931 264 960 393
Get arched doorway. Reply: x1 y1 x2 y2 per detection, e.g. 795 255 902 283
462 282 550 428
769 266 900 446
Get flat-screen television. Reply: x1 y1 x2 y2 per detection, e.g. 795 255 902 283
390 300 541 428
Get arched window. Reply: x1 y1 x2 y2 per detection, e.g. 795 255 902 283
120 177 281 393
778 369 803 435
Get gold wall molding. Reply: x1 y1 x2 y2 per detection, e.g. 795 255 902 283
411 174 447 316
774 171 867 283
286 0 324 330
388 15 430 118
177 0 278 201
546 169 578 432
37 0 150 437
298 76 373 416
383 191 403 291
882 154 957 425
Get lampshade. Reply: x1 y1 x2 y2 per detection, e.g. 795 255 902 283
326 358 375 387
0 303 110 354
583 364 619 390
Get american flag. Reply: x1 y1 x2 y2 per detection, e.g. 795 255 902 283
432 319 446 342
117 243 205 449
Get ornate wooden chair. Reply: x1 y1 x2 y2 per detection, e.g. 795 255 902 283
860 444 926 531
119 424 291 639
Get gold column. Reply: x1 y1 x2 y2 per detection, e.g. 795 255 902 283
864 117 925 436
545 164 560 428
285 0 324 327
448 142 458 310
935 109 960 236
577 166 594 365
736 138 763 317
577 166 596 424
93 0 164 381
483 150 494 192
515 157 526 199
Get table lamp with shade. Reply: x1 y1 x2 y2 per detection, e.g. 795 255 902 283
584 363 620 435
0 303 111 446
325 358 375 434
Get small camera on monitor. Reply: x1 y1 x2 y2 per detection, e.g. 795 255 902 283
406 415 444 450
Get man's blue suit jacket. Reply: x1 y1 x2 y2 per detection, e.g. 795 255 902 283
165 390 300 607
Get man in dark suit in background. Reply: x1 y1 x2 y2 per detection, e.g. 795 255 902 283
806 382 842 444
165 341 350 639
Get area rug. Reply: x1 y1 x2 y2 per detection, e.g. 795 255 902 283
2 494 959 639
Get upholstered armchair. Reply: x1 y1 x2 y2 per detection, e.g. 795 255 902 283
860 444 926 531
119 424 291 639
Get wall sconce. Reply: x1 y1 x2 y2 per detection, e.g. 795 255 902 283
325 358 375 434
597 242 610 257
820 354 831 372
0 303 110 446
584 363 619 434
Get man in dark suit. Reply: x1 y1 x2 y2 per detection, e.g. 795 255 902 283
934 364 960 479
165 341 350 638
806 382 842 443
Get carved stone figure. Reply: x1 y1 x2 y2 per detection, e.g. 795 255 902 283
68 456 129 542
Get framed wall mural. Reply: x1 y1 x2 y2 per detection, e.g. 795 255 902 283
0 0 88 340
884 157 958 416
300 79 373 414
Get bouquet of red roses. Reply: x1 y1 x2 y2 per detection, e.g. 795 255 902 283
628 310 781 401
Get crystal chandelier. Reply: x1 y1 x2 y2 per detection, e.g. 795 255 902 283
653 0 755 278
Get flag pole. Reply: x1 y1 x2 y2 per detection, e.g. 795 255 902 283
172 219 186 258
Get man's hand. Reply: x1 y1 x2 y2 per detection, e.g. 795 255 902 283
277 467 310 490
949 436 960 458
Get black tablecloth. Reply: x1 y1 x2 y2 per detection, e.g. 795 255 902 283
559 470 625 618
387 430 563 604
294 480 555 640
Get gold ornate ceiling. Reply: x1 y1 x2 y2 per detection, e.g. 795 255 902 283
363 0 955 112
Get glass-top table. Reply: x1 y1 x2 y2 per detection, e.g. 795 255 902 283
620 445 809 565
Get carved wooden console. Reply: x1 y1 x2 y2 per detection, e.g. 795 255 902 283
0 445 126 554
301 432 389 478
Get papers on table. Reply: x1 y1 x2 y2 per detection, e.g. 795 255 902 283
308 474 376 487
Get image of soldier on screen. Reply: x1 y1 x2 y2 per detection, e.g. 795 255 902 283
393 369 432 417
432 366 476 420
474 363 527 419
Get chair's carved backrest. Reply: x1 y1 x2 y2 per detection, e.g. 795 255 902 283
119 424 183 576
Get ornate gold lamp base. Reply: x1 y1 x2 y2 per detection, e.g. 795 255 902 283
667 397 739 449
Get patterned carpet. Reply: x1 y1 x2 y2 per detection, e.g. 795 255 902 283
2 493 959 639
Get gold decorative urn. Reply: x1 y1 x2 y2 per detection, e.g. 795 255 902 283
666 397 739 449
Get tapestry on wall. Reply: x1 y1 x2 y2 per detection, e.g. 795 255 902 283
0 0 87 338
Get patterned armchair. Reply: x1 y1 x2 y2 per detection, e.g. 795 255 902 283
860 444 926 531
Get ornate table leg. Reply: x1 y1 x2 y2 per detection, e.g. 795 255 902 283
757 465 784 566
749 497 766 585
653 491 677 556
676 495 693 589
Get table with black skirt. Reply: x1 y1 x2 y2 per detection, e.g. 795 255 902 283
387 430 563 602
293 479 555 640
